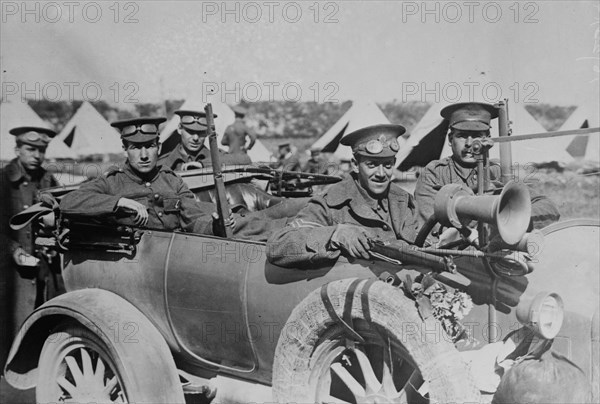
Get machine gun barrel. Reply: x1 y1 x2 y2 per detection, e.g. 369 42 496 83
493 126 600 143
370 240 455 273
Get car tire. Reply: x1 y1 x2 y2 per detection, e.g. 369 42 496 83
36 322 185 404
272 278 481 403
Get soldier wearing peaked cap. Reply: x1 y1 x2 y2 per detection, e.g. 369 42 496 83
158 110 251 171
271 142 301 171
0 126 63 367
222 105 257 155
414 102 560 237
58 117 302 245
267 124 419 268
304 147 328 175
59 117 217 234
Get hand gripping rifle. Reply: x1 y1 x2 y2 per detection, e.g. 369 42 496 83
205 103 233 238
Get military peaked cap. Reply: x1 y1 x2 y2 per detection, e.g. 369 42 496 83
341 124 405 158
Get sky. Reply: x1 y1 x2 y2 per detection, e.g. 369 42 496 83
1 0 599 110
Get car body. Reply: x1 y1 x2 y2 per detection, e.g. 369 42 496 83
3 168 599 404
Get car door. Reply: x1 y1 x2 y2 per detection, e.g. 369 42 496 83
165 232 256 371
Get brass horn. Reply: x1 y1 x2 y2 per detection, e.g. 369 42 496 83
434 181 531 245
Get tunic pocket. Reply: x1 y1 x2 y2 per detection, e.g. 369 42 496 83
163 198 181 214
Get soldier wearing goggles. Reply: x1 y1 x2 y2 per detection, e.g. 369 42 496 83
158 110 250 171
59 117 217 234
1 126 63 366
59 117 300 243
267 124 419 268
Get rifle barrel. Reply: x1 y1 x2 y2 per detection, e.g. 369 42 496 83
205 103 233 238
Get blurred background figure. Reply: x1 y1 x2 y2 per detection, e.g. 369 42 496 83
272 142 301 171
222 106 257 156
304 148 328 174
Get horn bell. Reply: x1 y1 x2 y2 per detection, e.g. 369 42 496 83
434 181 531 245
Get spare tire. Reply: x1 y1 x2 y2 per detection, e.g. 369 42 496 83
272 278 481 403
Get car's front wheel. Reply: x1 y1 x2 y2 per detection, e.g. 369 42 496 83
36 323 184 403
272 278 481 403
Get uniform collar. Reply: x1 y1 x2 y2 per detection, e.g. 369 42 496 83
325 175 410 235
325 175 404 205
450 156 477 182
177 143 209 162
355 177 388 213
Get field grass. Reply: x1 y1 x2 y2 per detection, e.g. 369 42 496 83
527 170 599 220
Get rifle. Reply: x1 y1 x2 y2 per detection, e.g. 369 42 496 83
205 103 233 238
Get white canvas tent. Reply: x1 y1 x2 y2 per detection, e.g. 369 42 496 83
159 97 272 163
49 102 122 159
397 102 565 170
396 103 452 170
42 135 77 160
559 106 600 163
507 104 570 165
0 101 72 161
312 100 392 162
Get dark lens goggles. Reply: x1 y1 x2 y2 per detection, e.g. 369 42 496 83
359 135 400 155
180 115 209 132
121 123 158 136
180 115 208 126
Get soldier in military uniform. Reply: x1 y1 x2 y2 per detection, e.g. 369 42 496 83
222 106 257 155
60 118 216 234
267 124 419 268
0 126 63 367
414 102 560 234
304 148 328 174
272 143 301 171
158 110 251 171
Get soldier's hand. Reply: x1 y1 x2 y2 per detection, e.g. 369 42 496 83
437 227 479 247
12 247 40 267
330 224 373 260
117 198 148 227
437 227 460 247
212 210 236 236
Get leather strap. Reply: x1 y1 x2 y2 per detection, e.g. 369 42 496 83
320 279 365 344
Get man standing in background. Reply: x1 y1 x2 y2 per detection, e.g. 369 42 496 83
222 106 257 155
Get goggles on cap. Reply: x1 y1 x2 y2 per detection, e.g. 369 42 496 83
121 123 159 136
180 116 209 132
180 115 209 126
20 131 52 144
357 134 400 155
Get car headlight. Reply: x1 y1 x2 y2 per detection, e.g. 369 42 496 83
516 292 564 339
